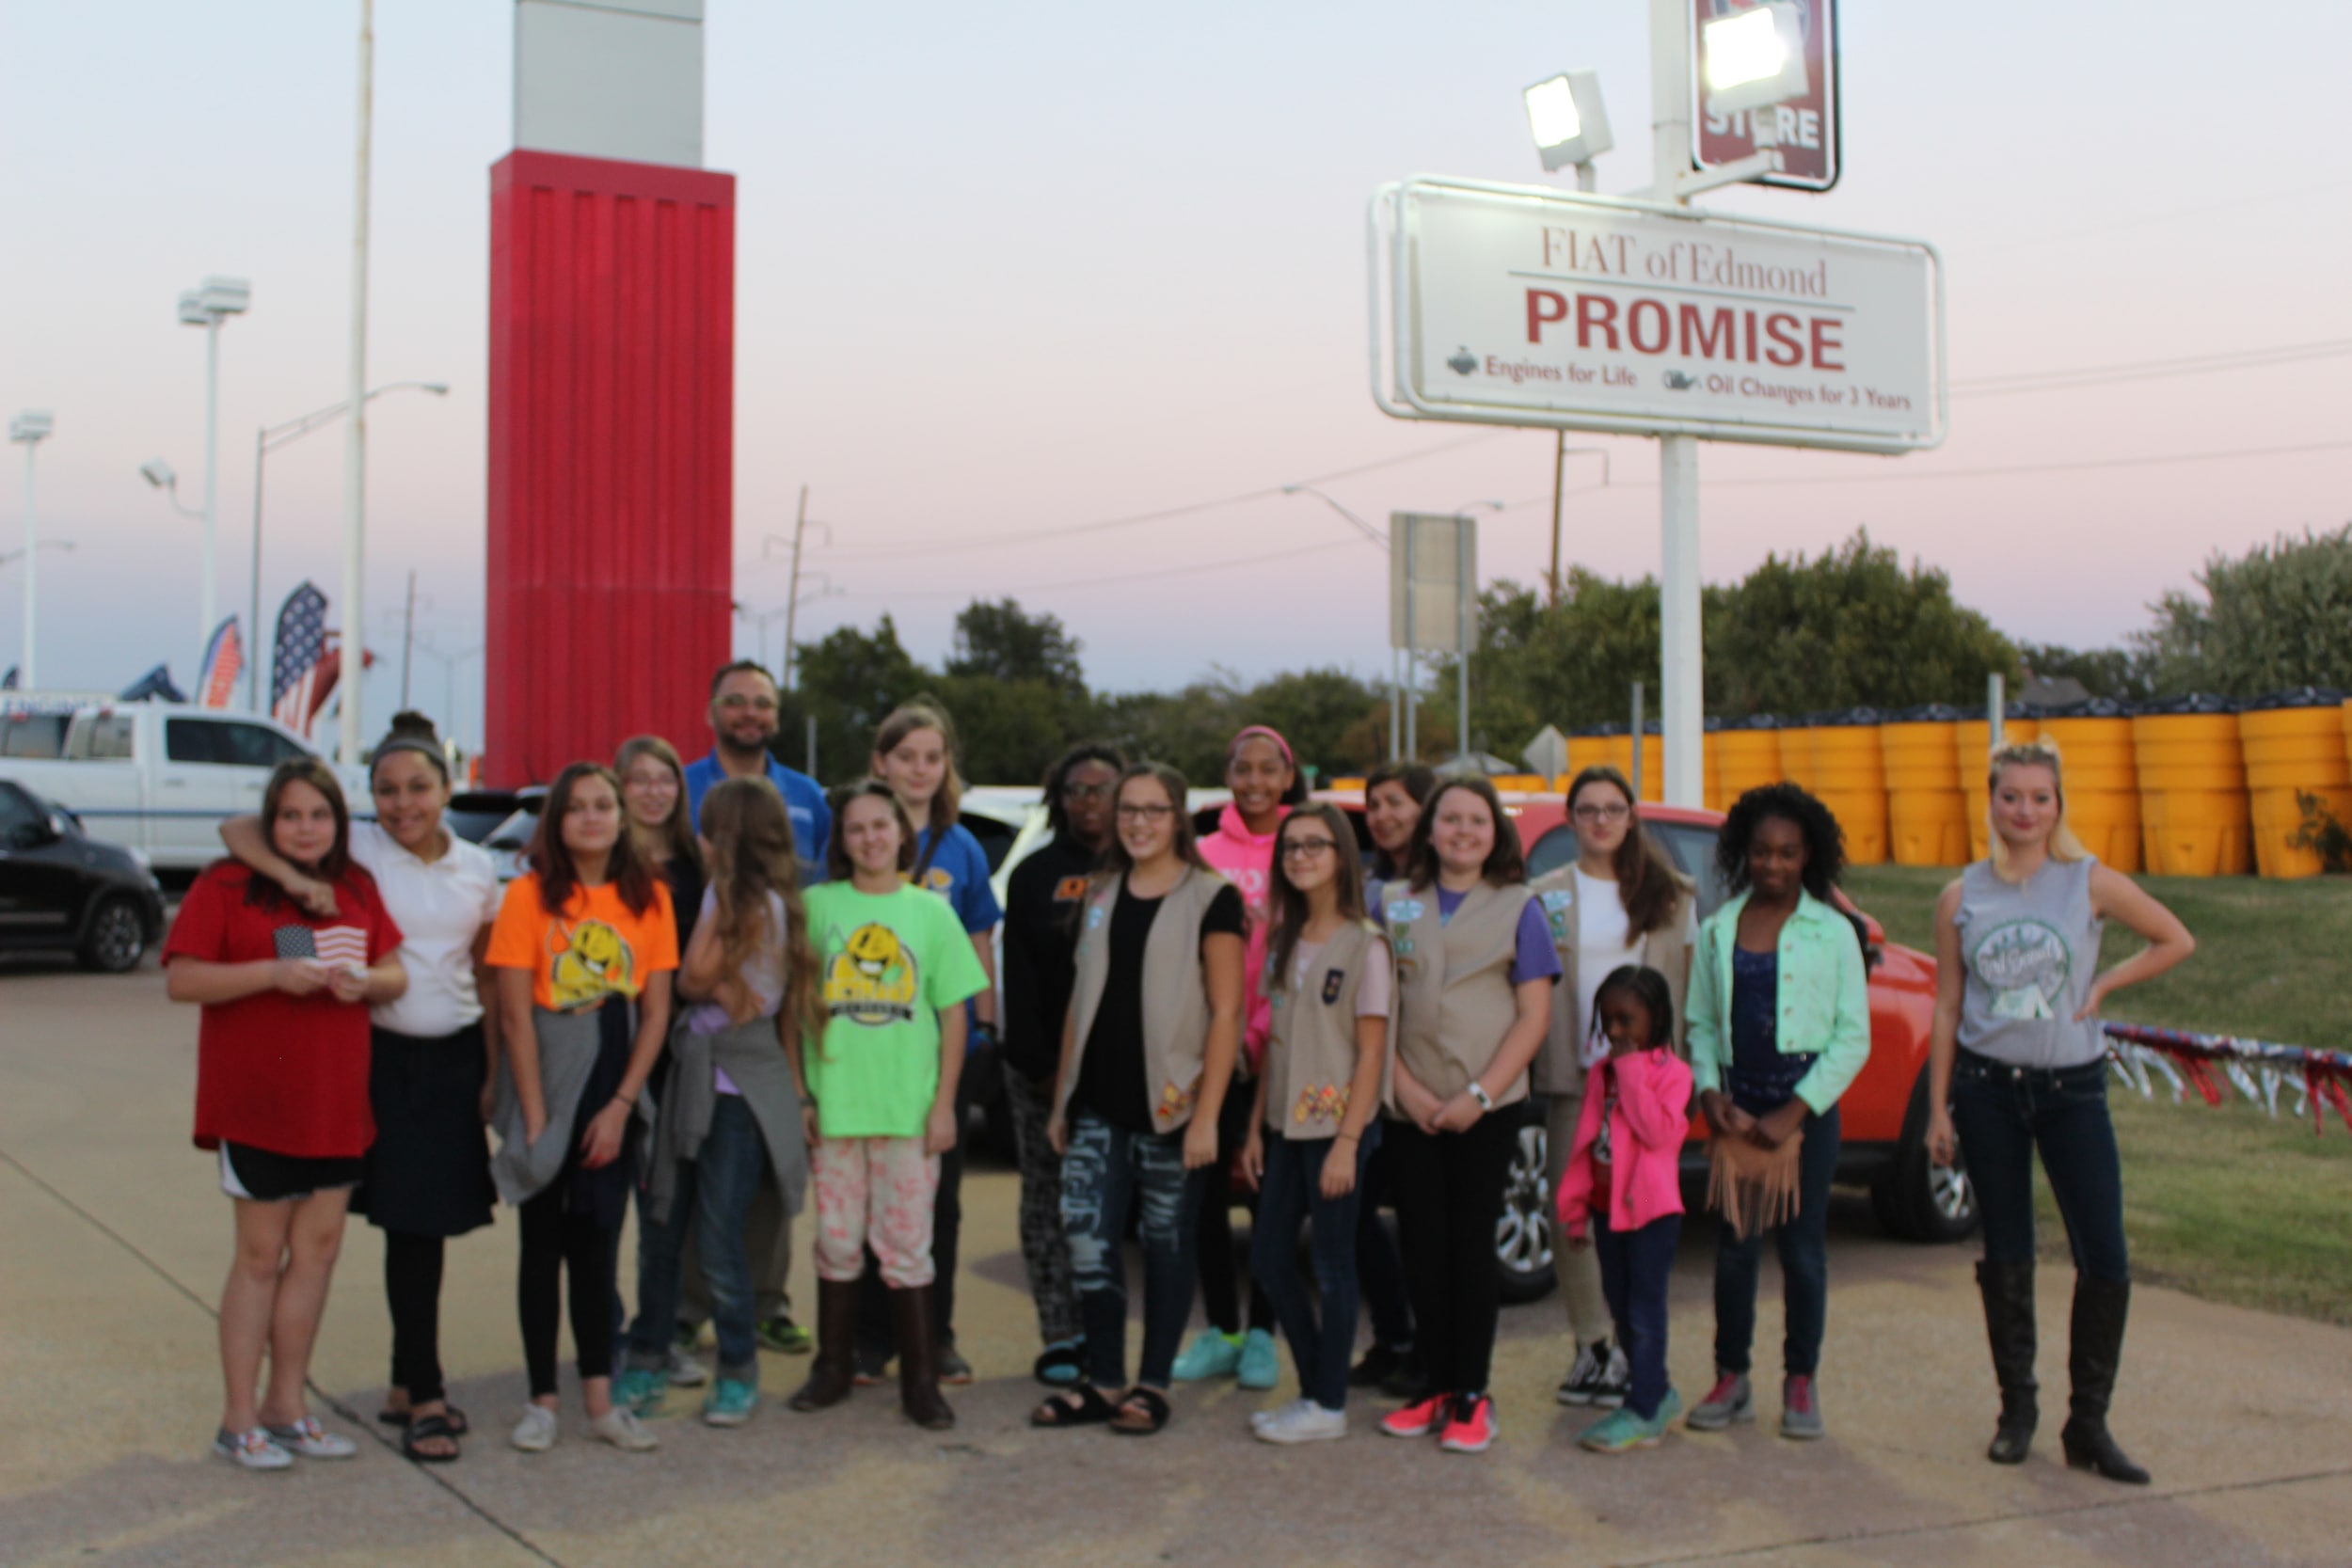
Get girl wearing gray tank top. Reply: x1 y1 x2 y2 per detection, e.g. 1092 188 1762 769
1925 738 2193 1486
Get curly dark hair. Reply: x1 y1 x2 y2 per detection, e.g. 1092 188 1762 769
1715 782 1846 903
1041 742 1126 840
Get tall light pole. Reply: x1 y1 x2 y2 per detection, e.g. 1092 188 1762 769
339 0 374 768
8 412 53 689
247 380 448 711
1650 0 1705 807
177 277 249 665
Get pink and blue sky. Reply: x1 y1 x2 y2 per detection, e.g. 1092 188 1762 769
3 1 2346 751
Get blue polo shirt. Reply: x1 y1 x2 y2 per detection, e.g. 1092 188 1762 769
683 751 831 884
912 822 1003 935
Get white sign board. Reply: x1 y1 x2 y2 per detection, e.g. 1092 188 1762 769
1389 513 1476 653
1371 177 1943 453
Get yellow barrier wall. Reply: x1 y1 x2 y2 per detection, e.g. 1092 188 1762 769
1715 729 1783 808
1883 719 1969 866
2240 700 2352 879
1777 726 1819 791
2040 713 2142 871
2131 711 2249 877
1812 722 1889 864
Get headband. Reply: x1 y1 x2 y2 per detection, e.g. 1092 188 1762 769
1230 725 1295 769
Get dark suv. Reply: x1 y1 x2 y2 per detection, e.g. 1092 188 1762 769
0 780 167 972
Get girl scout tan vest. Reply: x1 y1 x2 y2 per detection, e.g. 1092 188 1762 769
1383 880 1535 1111
1263 918 1390 1141
1528 866 1696 1095
1058 864 1232 1133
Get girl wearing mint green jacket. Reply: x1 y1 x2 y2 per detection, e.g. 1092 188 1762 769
1683 784 1870 1444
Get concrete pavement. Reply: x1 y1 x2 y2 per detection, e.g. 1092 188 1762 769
6 954 2349 1568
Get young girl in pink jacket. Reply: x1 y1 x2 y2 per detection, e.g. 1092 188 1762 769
1558 965 1693 1452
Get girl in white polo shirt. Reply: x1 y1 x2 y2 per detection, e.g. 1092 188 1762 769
221 717 503 1464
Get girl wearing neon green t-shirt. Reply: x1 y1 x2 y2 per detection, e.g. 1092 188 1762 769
786 783 985 1431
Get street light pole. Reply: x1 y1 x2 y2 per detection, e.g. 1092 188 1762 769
1651 0 1705 809
9 412 53 689
339 0 374 768
177 279 248 664
781 485 808 690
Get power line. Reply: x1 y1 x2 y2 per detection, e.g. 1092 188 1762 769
1953 339 2352 398
835 537 1354 600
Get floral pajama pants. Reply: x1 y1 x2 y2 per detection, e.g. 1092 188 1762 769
810 1135 939 1289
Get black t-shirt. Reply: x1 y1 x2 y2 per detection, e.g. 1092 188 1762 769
1073 878 1247 1133
1001 834 1101 1082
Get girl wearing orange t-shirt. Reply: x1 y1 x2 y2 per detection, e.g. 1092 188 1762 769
486 762 677 1454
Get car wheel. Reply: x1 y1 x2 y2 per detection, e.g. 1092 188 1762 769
78 895 149 974
1496 1112 1557 1303
1873 1072 1979 1243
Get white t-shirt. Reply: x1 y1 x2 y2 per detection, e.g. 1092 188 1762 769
348 820 502 1037
1573 869 1644 1066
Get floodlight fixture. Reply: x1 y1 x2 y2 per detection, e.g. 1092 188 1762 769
1702 3 1808 117
1524 71 1613 173
8 411 53 444
140 458 177 489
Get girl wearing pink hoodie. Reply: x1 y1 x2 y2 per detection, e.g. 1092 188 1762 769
1558 965 1694 1453
1171 726 1305 1389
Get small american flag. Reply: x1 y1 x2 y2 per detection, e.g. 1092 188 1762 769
270 582 339 739
274 924 370 967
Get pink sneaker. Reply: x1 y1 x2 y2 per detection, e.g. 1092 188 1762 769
1438 1394 1497 1454
1380 1392 1452 1438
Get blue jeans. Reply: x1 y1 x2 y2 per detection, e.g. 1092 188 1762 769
1594 1207 1680 1419
628 1094 770 1385
1250 1126 1376 1411
1949 1049 2128 1281
1713 1103 1838 1378
1061 1112 1203 1390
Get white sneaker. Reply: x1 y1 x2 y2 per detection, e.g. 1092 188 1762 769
666 1344 709 1387
1257 1401 1348 1444
510 1404 559 1452
264 1416 357 1459
1250 1397 1313 1432
589 1406 659 1452
213 1426 294 1471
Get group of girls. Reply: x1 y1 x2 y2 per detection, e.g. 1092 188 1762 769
169 696 2188 1483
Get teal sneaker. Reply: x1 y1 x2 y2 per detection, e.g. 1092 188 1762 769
1578 1404 1667 1453
612 1366 668 1418
702 1378 759 1428
1236 1328 1280 1390
1170 1329 1244 1382
1656 1386 1684 1426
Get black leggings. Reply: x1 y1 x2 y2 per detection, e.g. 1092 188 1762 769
518 1187 618 1400
1390 1112 1518 1399
385 1231 449 1406
1198 1084 1273 1335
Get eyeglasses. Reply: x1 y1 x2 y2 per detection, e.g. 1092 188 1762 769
717 694 779 713
1062 782 1113 800
1116 803 1174 821
1280 838 1339 859
1572 801 1630 823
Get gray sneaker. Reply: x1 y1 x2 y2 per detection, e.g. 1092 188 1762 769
1780 1374 1824 1439
1685 1371 1754 1431
666 1344 709 1387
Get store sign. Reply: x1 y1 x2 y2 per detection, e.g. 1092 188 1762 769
1370 178 1943 453
1693 0 1839 192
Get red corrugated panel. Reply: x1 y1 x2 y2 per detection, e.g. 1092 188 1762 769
485 150 735 787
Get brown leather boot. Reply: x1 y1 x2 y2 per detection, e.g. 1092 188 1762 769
787 1277 860 1413
892 1285 956 1430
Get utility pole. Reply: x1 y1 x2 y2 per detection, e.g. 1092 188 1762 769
1548 430 1566 606
780 484 809 689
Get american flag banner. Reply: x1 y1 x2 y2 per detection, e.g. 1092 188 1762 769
273 924 370 967
196 616 243 710
270 582 336 738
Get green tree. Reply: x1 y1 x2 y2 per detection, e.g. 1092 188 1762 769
784 614 930 784
1240 667 1388 782
946 598 1087 692
2017 642 2154 704
2135 525 2352 698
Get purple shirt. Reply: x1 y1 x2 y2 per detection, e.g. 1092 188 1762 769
1375 887 1563 988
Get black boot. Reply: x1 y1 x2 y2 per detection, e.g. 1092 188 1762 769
787 1278 861 1413
2059 1275 2150 1484
1975 1259 2038 1465
892 1286 956 1431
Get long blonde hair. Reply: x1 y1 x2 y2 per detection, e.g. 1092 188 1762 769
872 700 963 880
1987 737 2089 878
699 777 824 1045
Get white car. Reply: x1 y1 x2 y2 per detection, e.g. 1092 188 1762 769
0 697 370 875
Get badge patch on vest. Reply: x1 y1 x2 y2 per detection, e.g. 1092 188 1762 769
1087 903 1106 929
1391 898 1425 924
1156 1081 1196 1121
1320 967 1345 1005
1054 876 1089 902
1539 887 1574 942
1292 1084 1347 1124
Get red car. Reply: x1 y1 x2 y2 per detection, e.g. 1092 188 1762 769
1320 789 1977 1303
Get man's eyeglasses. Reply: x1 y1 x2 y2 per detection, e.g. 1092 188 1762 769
717 695 779 714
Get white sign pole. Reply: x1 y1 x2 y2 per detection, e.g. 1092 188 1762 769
1652 0 1704 809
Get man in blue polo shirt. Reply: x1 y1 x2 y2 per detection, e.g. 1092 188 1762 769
673 658 831 1365
683 659 830 880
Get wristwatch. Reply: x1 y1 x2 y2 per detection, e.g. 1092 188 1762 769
1466 1081 1495 1111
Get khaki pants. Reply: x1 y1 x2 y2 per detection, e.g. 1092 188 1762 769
1545 1092 1615 1349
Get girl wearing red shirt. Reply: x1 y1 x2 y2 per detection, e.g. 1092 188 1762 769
166 759 406 1472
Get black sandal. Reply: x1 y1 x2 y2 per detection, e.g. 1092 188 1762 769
379 1404 469 1436
1109 1386 1171 1436
401 1414 462 1464
1030 1385 1117 1428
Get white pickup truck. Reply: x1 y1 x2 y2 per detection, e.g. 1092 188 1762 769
0 698 371 875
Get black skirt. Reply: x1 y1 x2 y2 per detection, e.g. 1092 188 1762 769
352 1022 498 1238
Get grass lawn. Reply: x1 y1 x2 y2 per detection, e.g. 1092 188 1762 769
1845 864 2352 1324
